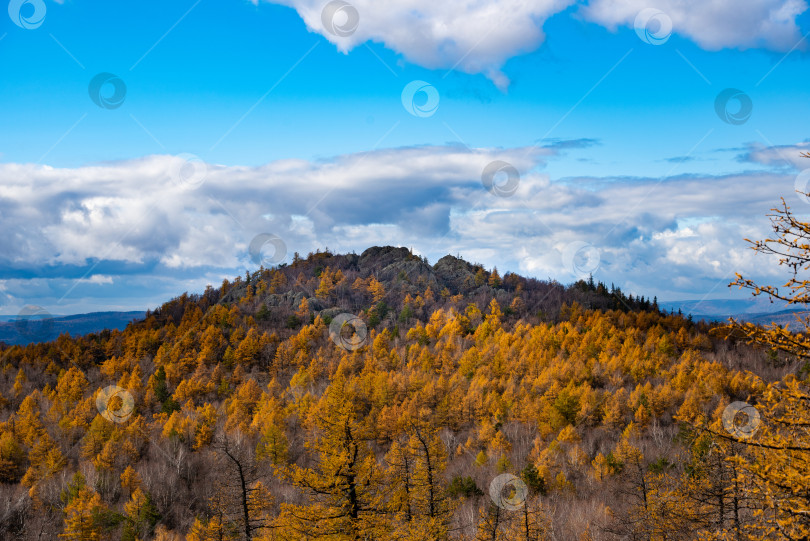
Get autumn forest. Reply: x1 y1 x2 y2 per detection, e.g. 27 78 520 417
0 232 808 540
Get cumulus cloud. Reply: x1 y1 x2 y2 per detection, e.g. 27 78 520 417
257 0 577 89
581 0 808 51
448 169 790 292
0 141 802 311
256 0 807 88
0 145 551 271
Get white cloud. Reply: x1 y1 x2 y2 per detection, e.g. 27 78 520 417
741 141 810 170
581 0 808 51
257 0 576 89
0 142 800 308
77 275 114 285
0 145 551 269
255 0 807 88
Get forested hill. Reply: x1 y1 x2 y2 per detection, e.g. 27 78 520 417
0 246 795 540
146 245 663 333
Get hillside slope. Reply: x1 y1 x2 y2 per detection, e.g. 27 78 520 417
0 246 796 540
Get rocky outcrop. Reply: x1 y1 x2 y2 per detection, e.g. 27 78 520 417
317 307 345 320
378 258 437 284
358 246 418 273
265 291 305 309
433 255 476 291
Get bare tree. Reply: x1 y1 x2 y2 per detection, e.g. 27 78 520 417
213 431 270 540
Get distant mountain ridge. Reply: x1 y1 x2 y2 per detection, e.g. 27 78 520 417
660 297 792 316
0 311 145 346
660 298 809 330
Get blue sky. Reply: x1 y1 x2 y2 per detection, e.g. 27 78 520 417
1 0 809 314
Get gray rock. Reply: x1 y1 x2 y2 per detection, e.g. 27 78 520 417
359 246 419 273
433 255 476 291
378 258 438 286
265 291 306 309
318 307 344 320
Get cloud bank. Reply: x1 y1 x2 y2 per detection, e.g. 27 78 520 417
0 141 803 312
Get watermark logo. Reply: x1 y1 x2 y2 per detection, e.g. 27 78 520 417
169 153 208 190
714 88 752 125
562 241 600 280
794 169 810 205
401 80 440 118
8 0 45 30
88 73 127 110
96 385 135 424
489 473 528 511
481 160 520 197
722 401 760 439
14 305 53 341
249 233 287 266
634 9 672 45
321 0 359 37
329 313 368 351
